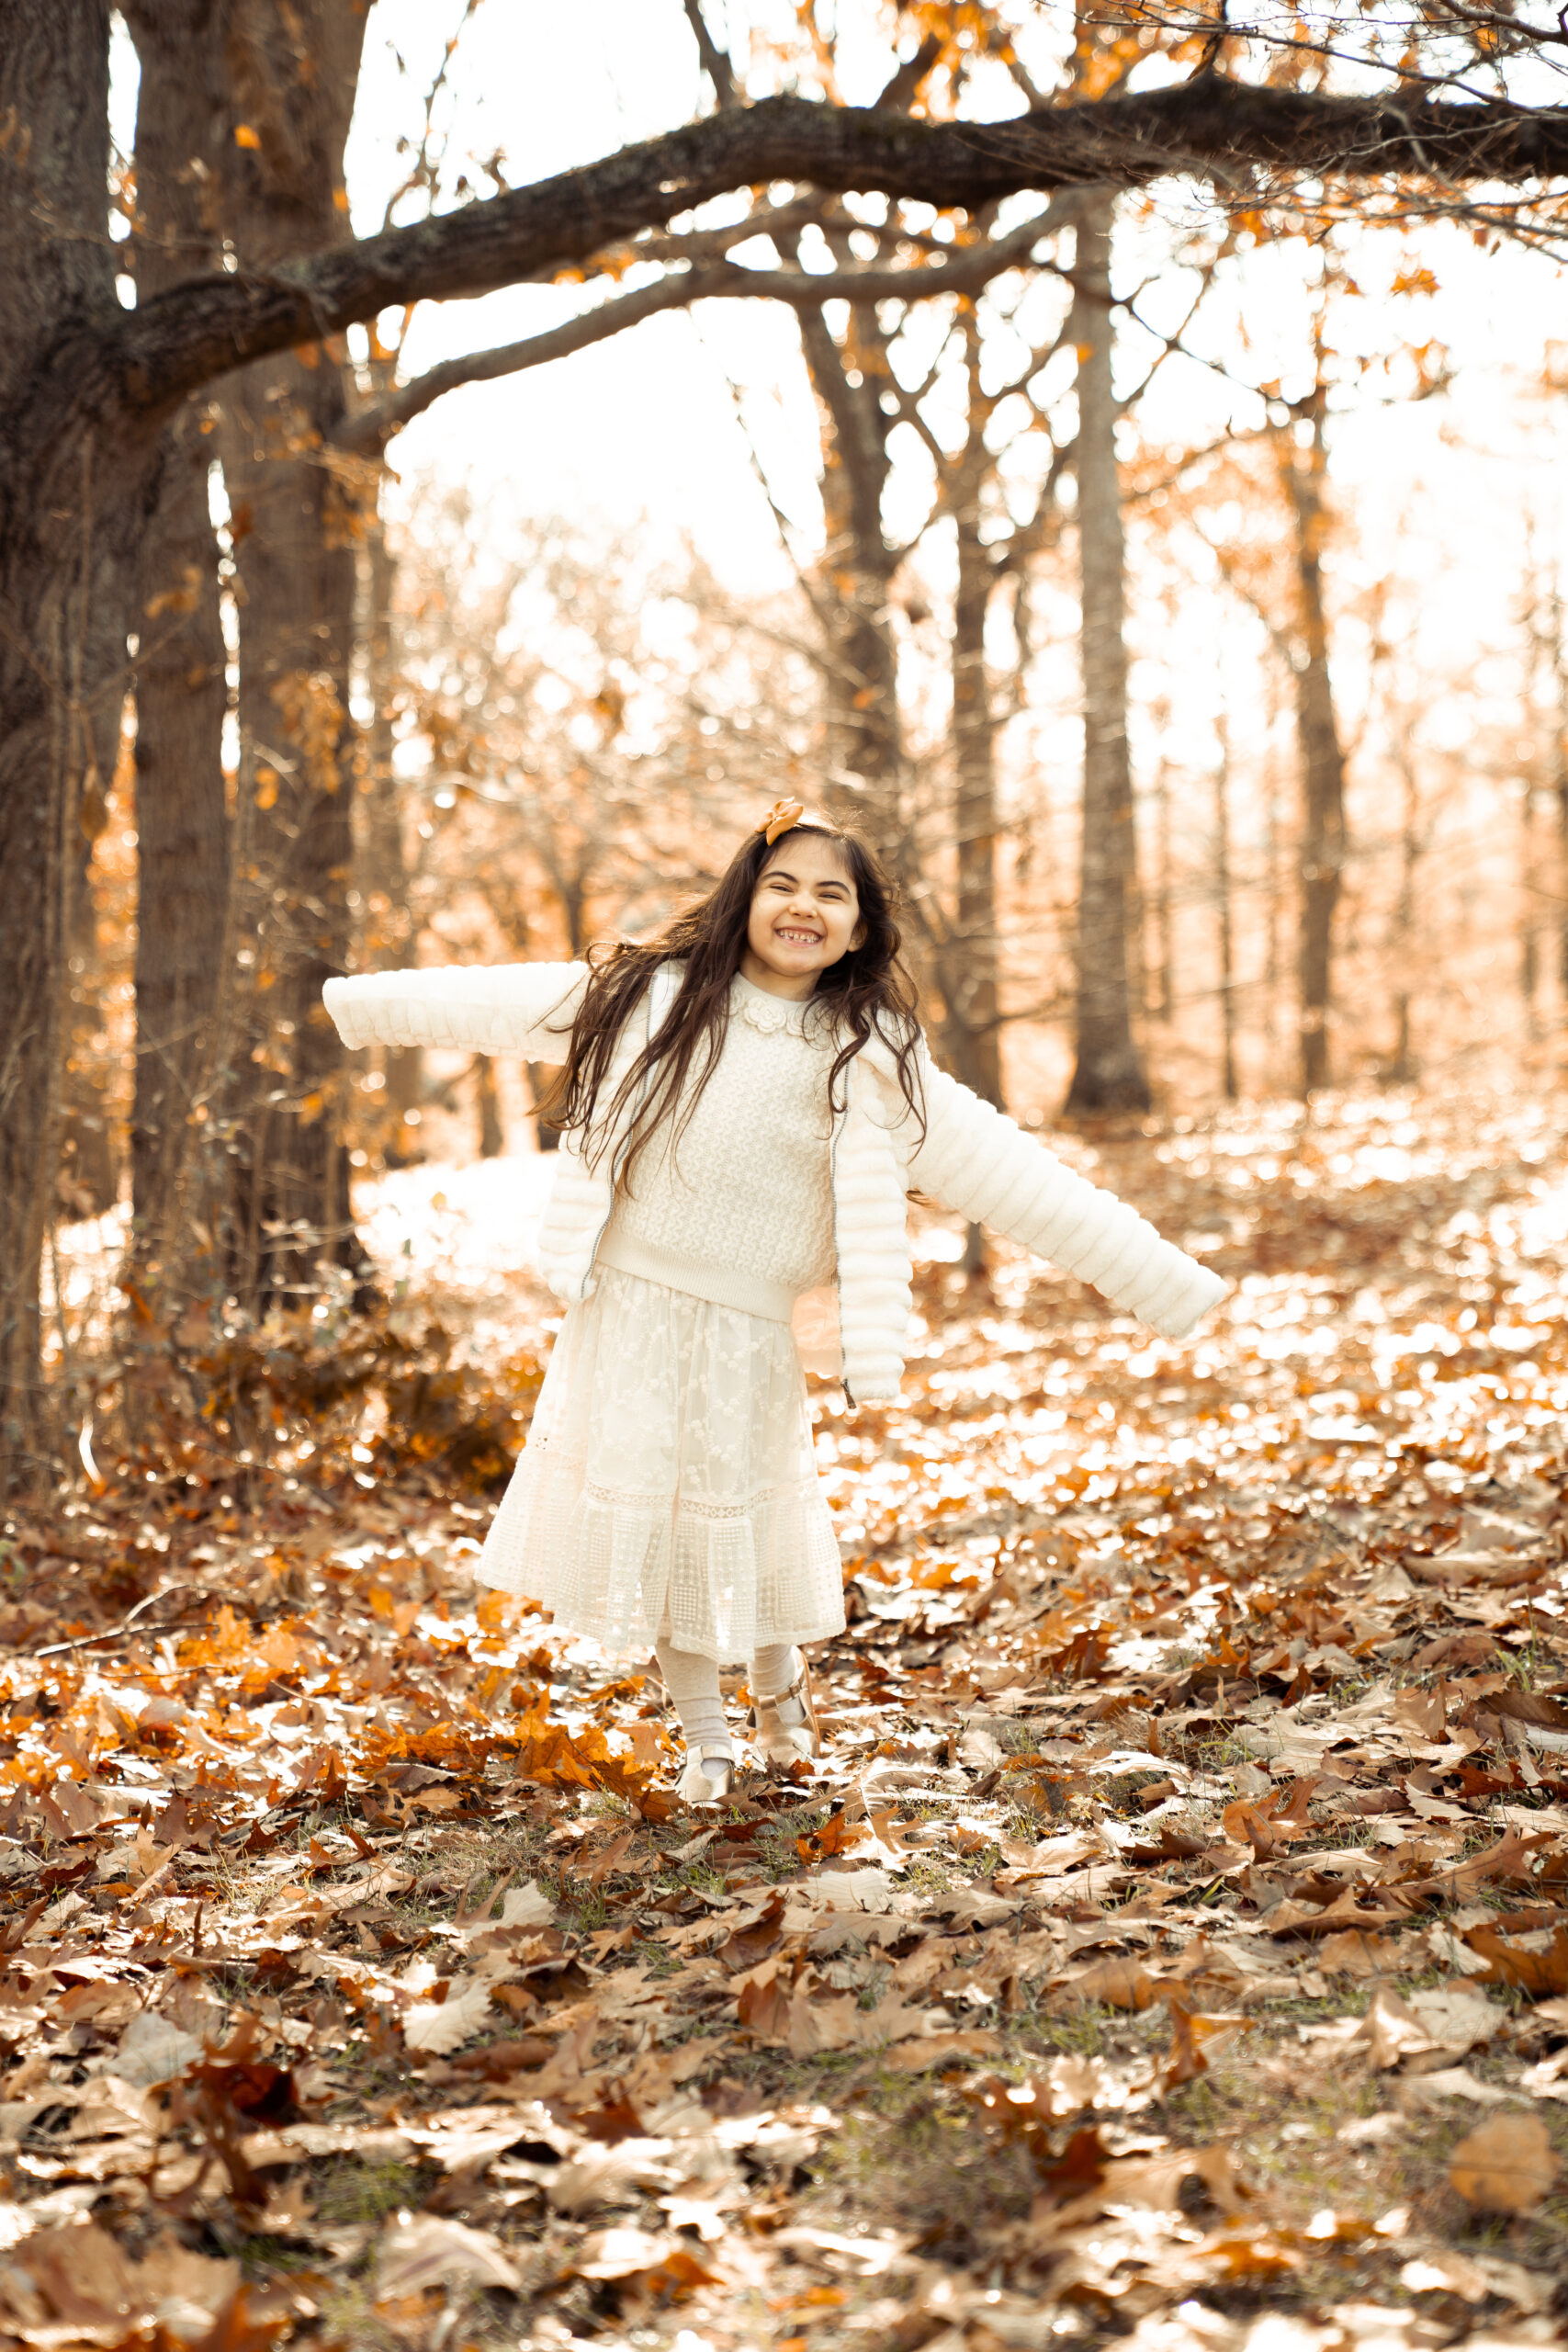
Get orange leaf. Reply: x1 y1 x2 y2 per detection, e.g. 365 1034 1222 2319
1449 2113 1559 2213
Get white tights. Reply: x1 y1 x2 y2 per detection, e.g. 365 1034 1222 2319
655 1635 800 1758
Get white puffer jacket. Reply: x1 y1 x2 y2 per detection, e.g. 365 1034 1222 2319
323 960 1224 1400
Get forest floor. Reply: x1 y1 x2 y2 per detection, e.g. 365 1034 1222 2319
6 1084 1568 2352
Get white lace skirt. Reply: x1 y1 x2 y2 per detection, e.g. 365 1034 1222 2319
475 1265 845 1662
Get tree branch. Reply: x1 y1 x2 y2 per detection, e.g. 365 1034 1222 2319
61 82 1568 430
335 196 1077 453
682 0 740 108
874 34 943 112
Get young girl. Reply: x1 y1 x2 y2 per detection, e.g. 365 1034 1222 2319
324 803 1223 1804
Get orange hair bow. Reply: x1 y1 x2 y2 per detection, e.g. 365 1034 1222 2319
759 797 805 845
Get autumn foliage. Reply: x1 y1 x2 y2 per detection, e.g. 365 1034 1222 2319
3 1087 1567 2346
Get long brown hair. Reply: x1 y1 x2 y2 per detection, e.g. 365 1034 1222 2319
544 820 923 1188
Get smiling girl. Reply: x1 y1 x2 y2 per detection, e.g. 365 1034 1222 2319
324 803 1223 1803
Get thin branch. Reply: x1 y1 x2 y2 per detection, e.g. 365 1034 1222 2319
378 0 486 235
336 197 1077 453
874 33 943 112
698 360 844 659
1114 246 1231 414
633 196 828 268
683 0 740 109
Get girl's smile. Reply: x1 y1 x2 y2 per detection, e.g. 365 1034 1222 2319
741 836 865 999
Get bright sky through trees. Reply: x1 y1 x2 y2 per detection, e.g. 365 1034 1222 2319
104 0 1568 795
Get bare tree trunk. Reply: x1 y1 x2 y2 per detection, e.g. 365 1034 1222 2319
1386 742 1418 1081
950 458 1003 1277
1064 196 1149 1115
220 346 365 1309
1278 389 1347 1097
795 300 903 872
1149 746 1173 1023
1264 663 1285 1088
359 505 423 1161
59 786 121 1217
122 0 231 1306
1543 579 1568 1007
475 1056 505 1158
0 0 137 1477
1520 782 1542 1041
1214 715 1237 1101
213 0 371 1314
945 471 1002 1111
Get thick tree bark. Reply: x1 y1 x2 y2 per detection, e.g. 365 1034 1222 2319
1064 196 1149 1115
122 0 231 1306
213 0 370 1313
219 346 364 1308
0 2 131 1475
1277 393 1347 1095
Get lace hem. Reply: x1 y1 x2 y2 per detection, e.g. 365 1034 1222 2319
471 1261 846 1662
476 1456 845 1660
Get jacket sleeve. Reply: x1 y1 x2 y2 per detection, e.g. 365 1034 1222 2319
322 963 589 1060
905 1060 1225 1340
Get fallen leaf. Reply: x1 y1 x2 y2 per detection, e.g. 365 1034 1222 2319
1392 1688 1446 1741
1162 1991 1253 2086
1401 2249 1552 2311
1465 1922 1568 1996
569 2226 717 2297
1056 1957 1156 2011
880 2029 1002 2071
402 1978 493 2055
1404 1987 1505 2052
104 2009 205 2087
376 2212 523 2297
1448 2111 1559 2212
495 1880 557 1928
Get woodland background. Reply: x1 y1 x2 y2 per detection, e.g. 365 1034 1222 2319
7 6 1568 2350
20 0 1568 1464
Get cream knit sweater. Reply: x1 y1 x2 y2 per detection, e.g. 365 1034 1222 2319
322 957 1227 1396
596 974 836 1321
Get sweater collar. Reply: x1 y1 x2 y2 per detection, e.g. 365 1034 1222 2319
731 970 813 1035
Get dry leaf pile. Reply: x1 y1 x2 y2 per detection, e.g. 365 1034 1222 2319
6 1087 1568 2351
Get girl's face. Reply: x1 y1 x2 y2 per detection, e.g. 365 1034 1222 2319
740 834 864 999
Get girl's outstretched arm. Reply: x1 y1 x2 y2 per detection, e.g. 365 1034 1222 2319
322 962 589 1062
904 1060 1224 1340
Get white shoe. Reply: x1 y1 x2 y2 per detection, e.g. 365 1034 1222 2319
749 1657 820 1768
676 1747 735 1806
